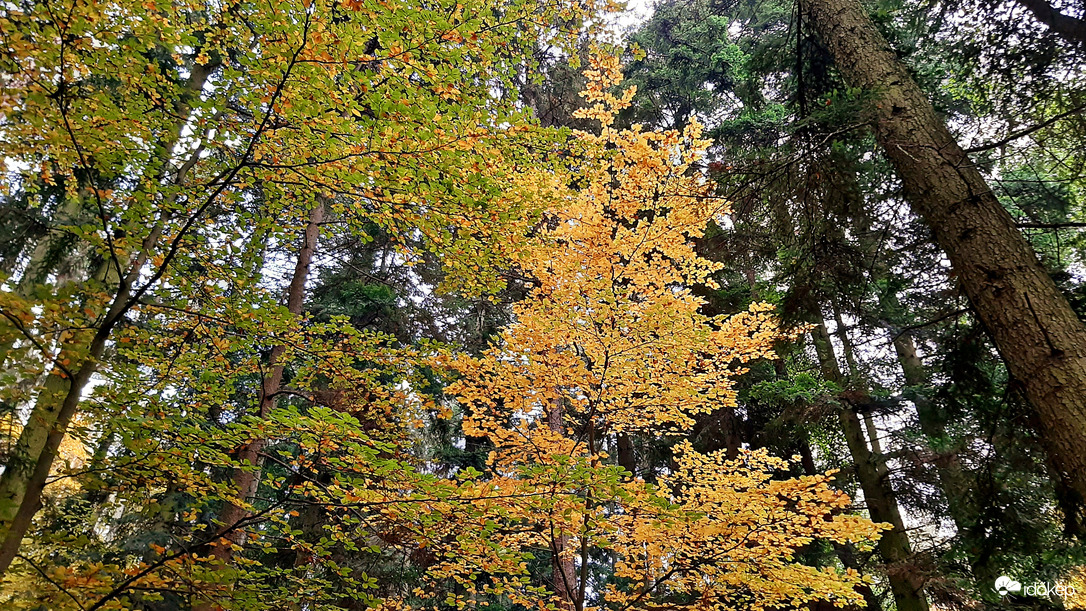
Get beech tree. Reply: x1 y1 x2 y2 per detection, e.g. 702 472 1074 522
4 0 1086 607
412 57 885 611
0 0 605 581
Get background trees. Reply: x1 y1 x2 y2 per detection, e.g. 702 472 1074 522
609 0 1086 607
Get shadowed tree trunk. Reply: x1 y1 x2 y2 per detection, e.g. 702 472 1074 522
800 0 1086 503
1015 0 1086 48
887 328 972 528
616 433 637 474
794 421 883 611
832 540 885 611
811 321 930 611
547 397 577 611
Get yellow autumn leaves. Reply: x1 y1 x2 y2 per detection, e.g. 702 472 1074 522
391 56 887 611
452 54 785 449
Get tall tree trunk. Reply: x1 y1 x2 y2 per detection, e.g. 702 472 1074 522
829 300 889 476
800 0 1086 502
811 321 929 611
796 433 883 611
206 202 324 572
547 397 577 611
0 61 217 577
0 224 164 575
616 433 636 475
835 158 975 534
887 328 971 530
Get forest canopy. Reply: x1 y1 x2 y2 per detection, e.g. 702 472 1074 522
2 0 1086 609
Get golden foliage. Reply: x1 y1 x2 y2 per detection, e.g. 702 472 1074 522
395 56 886 611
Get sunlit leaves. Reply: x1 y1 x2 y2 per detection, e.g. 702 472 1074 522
406 59 884 611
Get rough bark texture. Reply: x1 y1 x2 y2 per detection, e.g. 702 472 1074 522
801 0 1086 503
812 322 929 611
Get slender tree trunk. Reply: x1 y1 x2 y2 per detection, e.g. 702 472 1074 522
834 159 975 534
801 0 1086 502
0 61 217 577
887 329 972 529
833 541 885 611
793 434 882 611
547 397 577 611
811 321 929 611
0 188 102 374
11 197 86 286
206 202 324 573
616 433 636 475
718 406 743 460
0 224 163 575
830 300 893 485
780 355 881 611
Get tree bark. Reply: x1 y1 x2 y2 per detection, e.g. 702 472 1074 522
0 60 217 577
547 397 577 611
206 202 324 572
0 223 163 575
616 433 637 475
801 0 1086 503
887 329 971 529
811 321 930 611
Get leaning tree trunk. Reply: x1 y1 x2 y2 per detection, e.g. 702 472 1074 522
800 0 1086 502
0 230 161 575
796 432 883 611
0 60 217 577
1015 0 1086 48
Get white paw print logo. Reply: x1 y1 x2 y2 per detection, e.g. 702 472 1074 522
995 576 1022 596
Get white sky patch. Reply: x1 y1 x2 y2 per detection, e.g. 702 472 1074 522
600 0 654 41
